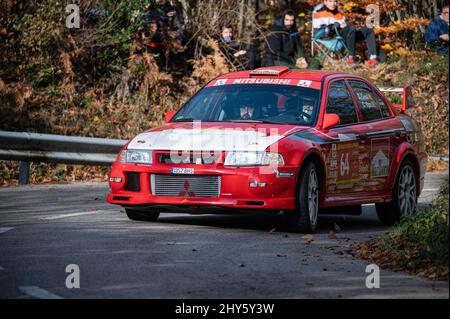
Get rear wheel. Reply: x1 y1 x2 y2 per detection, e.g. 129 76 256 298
376 160 417 225
125 208 160 222
285 161 319 233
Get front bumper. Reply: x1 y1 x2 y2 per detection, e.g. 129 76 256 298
107 162 298 211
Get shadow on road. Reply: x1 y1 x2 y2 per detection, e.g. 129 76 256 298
153 208 387 235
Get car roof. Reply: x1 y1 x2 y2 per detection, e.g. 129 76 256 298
215 66 353 82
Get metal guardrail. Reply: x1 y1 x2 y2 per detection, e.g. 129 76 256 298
0 130 448 185
429 156 450 162
0 131 127 184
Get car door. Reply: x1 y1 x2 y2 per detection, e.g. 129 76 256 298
347 80 399 192
322 80 369 196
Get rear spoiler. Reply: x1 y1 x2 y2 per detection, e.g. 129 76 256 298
378 86 415 113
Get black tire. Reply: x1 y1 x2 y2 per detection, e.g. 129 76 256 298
125 208 160 222
284 161 320 233
376 160 417 225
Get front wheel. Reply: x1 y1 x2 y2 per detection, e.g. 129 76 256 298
376 160 417 225
284 161 320 233
125 208 160 222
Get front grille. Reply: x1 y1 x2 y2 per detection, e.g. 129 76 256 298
124 172 140 192
150 174 220 198
157 151 221 165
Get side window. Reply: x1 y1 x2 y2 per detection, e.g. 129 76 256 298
349 81 391 121
326 80 358 125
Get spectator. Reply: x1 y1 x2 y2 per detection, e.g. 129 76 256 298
142 0 184 45
142 16 164 52
86 0 109 26
263 10 309 69
313 0 379 65
162 4 184 44
425 4 449 54
218 25 258 70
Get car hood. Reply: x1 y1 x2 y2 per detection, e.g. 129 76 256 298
127 122 307 152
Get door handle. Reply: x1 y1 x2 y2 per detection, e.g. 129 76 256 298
358 133 367 140
394 130 406 138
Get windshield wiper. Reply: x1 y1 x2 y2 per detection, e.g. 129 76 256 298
257 120 289 125
229 119 287 125
172 117 198 122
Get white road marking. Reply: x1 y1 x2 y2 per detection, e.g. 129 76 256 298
422 188 440 192
40 211 101 220
19 286 63 299
0 227 14 234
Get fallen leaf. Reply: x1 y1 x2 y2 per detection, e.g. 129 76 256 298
328 230 337 239
302 234 314 244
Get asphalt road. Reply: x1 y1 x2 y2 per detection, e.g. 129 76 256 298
0 172 448 299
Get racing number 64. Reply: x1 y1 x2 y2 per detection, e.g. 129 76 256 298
340 153 349 177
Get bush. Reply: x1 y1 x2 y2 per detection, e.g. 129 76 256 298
354 178 449 280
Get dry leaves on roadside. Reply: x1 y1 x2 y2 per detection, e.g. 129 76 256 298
302 234 314 245
334 223 341 232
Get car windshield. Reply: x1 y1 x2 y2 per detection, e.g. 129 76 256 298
172 84 321 126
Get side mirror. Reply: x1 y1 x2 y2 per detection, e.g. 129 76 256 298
165 110 177 123
322 113 340 130
402 86 415 112
392 103 402 114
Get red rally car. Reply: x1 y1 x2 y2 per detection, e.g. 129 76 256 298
107 66 427 233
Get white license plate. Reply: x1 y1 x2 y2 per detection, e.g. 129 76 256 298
171 168 195 174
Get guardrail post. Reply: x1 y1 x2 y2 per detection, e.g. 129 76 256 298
19 161 30 185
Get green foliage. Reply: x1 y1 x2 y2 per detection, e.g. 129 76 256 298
88 0 151 75
380 179 449 268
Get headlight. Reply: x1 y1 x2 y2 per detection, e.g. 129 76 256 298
118 150 152 164
224 151 284 166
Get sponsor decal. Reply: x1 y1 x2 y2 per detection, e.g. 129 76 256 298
331 144 337 158
328 170 338 179
337 141 359 150
340 153 350 176
371 150 389 177
359 164 369 173
297 80 312 87
325 141 359 193
232 78 292 85
329 159 337 168
370 138 390 178
206 78 321 89
214 79 227 86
